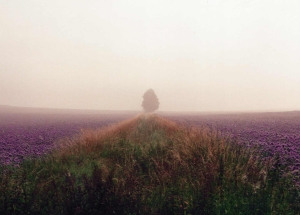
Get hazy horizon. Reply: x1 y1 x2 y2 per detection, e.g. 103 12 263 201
1 0 300 112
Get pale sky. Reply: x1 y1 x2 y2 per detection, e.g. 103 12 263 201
1 0 300 112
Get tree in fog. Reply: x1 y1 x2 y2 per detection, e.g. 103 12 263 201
141 89 159 112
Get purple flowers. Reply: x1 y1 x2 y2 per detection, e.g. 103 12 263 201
0 109 136 165
167 111 300 187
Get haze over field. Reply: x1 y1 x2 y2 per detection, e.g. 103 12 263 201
1 0 300 112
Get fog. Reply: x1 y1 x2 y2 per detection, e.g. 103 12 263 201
1 0 300 112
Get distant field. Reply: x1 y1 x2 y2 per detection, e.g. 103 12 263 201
0 106 138 164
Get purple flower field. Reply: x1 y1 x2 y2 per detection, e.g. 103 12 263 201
166 111 300 187
0 106 137 165
1 107 300 187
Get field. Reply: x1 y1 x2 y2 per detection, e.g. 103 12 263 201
0 106 137 164
0 107 300 214
165 111 300 188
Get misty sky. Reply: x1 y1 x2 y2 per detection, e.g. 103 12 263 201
1 0 300 112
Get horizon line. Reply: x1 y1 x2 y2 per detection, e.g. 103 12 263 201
0 104 299 114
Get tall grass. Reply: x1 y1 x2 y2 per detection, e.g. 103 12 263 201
0 114 299 214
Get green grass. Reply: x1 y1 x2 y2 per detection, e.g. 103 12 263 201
0 114 299 214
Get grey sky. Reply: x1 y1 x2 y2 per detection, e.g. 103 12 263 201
1 0 300 112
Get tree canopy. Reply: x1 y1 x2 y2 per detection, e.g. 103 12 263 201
141 89 159 112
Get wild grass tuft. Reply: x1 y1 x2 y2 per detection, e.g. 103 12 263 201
0 114 299 214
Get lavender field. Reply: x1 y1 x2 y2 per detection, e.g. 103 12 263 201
1 107 300 188
166 111 300 188
0 106 137 164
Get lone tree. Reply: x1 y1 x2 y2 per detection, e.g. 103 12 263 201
141 89 159 112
